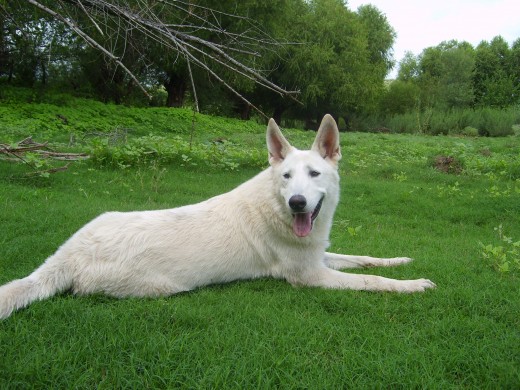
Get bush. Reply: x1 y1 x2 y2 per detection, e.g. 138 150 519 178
88 134 266 171
383 106 518 136
462 126 479 137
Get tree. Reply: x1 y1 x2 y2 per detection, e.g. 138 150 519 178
401 40 475 110
357 5 395 72
0 3 54 86
474 36 517 107
439 42 475 108
2 0 298 114
397 51 420 82
511 38 520 103
379 80 420 115
255 0 395 125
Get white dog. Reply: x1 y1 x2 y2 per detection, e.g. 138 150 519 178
0 115 435 319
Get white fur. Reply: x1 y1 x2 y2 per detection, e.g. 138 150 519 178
0 114 435 319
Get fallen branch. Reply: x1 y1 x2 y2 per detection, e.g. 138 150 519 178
25 163 71 176
37 150 90 160
0 137 90 176
0 138 89 161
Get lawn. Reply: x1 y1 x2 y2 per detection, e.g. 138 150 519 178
1 102 519 388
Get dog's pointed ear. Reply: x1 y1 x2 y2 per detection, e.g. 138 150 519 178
312 114 341 165
267 118 293 165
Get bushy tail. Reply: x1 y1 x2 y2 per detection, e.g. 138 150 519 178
0 257 72 320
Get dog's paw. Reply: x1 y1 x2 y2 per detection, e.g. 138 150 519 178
399 278 436 293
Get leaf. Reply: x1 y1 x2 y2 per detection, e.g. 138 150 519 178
498 262 510 273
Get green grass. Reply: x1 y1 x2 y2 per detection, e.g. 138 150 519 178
1 101 520 388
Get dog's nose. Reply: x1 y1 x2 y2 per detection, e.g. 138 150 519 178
289 195 307 212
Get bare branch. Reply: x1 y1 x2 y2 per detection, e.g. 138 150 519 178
26 0 152 98
21 0 301 114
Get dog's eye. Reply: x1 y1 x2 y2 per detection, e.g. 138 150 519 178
309 170 321 177
283 173 291 179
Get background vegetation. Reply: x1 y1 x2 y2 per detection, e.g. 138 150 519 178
2 0 518 134
1 95 519 387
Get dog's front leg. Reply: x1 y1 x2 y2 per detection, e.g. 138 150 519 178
293 267 435 293
324 252 413 269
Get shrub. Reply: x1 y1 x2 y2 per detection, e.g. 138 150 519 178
88 134 266 171
462 126 479 137
479 225 520 273
383 106 518 137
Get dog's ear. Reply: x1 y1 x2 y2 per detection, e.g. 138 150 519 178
267 118 293 165
312 114 341 165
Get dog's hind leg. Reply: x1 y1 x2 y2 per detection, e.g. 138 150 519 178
324 252 413 270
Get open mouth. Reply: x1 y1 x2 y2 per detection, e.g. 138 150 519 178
311 196 324 223
292 195 324 237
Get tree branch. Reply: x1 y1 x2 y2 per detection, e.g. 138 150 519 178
23 0 301 114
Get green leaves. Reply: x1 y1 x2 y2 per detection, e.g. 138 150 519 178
479 225 520 274
88 134 264 172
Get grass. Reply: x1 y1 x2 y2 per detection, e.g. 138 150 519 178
1 100 520 387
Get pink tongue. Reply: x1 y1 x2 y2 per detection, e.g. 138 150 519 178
293 213 312 237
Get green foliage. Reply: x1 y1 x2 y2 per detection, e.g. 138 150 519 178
88 135 265 171
474 37 520 108
2 0 397 122
462 126 479 137
480 225 520 273
0 87 265 140
376 105 519 136
273 0 395 119
379 80 420 115
381 37 519 134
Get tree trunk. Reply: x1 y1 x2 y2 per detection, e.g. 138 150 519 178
40 57 47 85
234 99 252 120
272 106 285 124
165 73 187 107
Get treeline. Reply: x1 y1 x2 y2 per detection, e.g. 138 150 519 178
369 38 520 136
1 1 519 134
0 0 394 124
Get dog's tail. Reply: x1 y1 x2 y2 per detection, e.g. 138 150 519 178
0 256 72 320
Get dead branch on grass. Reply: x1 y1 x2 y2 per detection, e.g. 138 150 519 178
0 137 89 175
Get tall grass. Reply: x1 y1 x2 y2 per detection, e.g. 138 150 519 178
354 106 520 136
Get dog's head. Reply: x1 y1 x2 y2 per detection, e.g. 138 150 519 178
267 114 341 237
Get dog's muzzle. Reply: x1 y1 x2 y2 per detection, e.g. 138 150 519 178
290 195 324 237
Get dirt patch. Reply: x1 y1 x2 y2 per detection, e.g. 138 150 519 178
433 155 463 174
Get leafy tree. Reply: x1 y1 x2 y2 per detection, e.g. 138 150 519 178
474 36 517 107
255 0 395 125
357 5 395 79
0 3 48 86
435 41 475 108
3 0 296 112
511 38 520 102
419 40 475 109
391 40 476 111
397 51 420 82
379 80 420 115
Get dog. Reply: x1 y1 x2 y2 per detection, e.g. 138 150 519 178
0 115 435 319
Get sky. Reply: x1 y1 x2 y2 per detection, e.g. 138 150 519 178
347 0 520 78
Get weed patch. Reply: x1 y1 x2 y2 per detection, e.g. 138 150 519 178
88 134 265 171
480 225 520 273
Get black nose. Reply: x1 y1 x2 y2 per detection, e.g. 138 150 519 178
289 195 307 212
